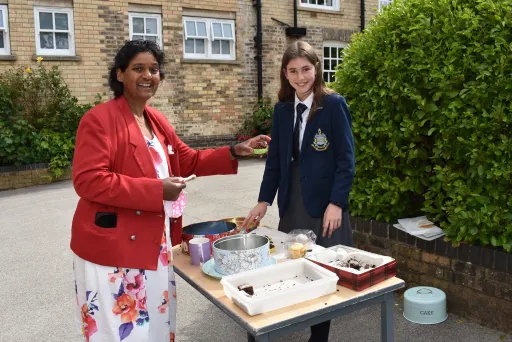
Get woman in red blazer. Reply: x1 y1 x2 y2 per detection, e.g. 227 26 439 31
71 40 269 342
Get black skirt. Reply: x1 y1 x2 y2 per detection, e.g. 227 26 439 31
278 162 354 248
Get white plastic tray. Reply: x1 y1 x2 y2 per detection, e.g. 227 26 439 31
307 246 395 274
220 258 339 316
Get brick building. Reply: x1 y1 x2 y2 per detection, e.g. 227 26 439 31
0 0 389 146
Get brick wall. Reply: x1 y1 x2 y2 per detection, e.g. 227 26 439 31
0 164 71 190
0 0 381 141
351 216 512 334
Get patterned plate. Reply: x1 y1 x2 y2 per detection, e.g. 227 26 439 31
202 257 277 280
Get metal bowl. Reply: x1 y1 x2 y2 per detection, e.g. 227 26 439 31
214 234 268 250
213 234 270 275
219 217 259 233
181 221 237 255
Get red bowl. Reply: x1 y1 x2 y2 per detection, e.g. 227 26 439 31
181 221 238 255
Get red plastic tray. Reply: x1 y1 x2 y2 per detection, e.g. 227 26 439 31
306 248 397 291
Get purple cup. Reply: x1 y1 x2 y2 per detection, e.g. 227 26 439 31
189 237 211 266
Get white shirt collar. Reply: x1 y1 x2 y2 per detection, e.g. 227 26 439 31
294 92 314 110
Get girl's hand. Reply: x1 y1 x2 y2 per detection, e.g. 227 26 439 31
234 135 271 156
242 202 268 229
322 204 342 238
162 177 186 201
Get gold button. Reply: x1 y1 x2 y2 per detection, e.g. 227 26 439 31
136 211 141 215
130 235 136 241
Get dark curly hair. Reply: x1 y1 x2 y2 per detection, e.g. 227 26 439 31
108 40 166 98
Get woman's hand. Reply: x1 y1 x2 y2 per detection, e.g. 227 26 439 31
242 202 268 229
234 135 271 156
162 177 186 201
322 204 342 238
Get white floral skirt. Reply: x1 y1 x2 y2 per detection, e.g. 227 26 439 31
73 217 177 342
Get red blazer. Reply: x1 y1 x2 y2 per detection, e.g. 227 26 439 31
70 96 238 270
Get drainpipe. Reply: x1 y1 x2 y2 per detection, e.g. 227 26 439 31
253 0 263 100
360 0 365 32
284 0 306 38
293 0 298 28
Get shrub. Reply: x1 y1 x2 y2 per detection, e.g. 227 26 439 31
0 60 95 178
332 0 512 251
237 97 273 141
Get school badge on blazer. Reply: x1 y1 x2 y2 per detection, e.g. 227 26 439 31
312 129 330 151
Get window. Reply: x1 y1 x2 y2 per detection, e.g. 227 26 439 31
34 7 75 56
183 17 236 60
300 0 340 11
129 13 163 48
379 0 393 11
323 42 347 83
0 5 11 55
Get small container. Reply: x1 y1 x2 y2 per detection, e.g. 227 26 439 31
403 287 448 324
181 221 237 255
213 234 270 275
221 258 339 316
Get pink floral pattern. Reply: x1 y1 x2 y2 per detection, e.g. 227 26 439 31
81 291 99 342
159 234 170 267
171 191 187 218
146 136 187 218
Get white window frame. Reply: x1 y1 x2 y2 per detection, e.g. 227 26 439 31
129 12 163 48
0 5 11 55
299 0 340 12
323 41 347 83
34 6 75 56
182 17 236 61
379 0 393 11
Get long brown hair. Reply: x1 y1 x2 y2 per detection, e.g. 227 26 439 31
278 40 335 120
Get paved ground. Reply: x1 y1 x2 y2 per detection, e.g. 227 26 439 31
0 159 510 342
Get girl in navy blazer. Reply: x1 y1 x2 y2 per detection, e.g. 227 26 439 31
243 41 355 342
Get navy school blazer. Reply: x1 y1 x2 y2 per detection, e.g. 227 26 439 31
258 93 355 218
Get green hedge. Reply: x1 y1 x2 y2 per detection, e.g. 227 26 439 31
0 63 95 178
333 0 512 251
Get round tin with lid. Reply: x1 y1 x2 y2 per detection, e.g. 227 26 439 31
403 286 448 324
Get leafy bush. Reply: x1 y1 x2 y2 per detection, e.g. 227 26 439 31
333 0 512 251
0 60 95 178
237 97 273 141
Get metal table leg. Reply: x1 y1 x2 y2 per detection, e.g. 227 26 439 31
248 332 270 342
380 292 395 342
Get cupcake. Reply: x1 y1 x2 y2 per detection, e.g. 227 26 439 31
289 242 306 259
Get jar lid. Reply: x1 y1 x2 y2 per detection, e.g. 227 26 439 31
404 286 446 304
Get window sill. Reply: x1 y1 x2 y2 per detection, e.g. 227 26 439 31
0 55 17 61
32 55 81 61
181 58 241 65
298 6 343 15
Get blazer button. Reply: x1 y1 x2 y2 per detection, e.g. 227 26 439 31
172 219 178 224
136 211 141 215
130 235 136 241
301 176 306 180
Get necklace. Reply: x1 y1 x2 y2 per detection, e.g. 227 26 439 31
134 114 146 128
